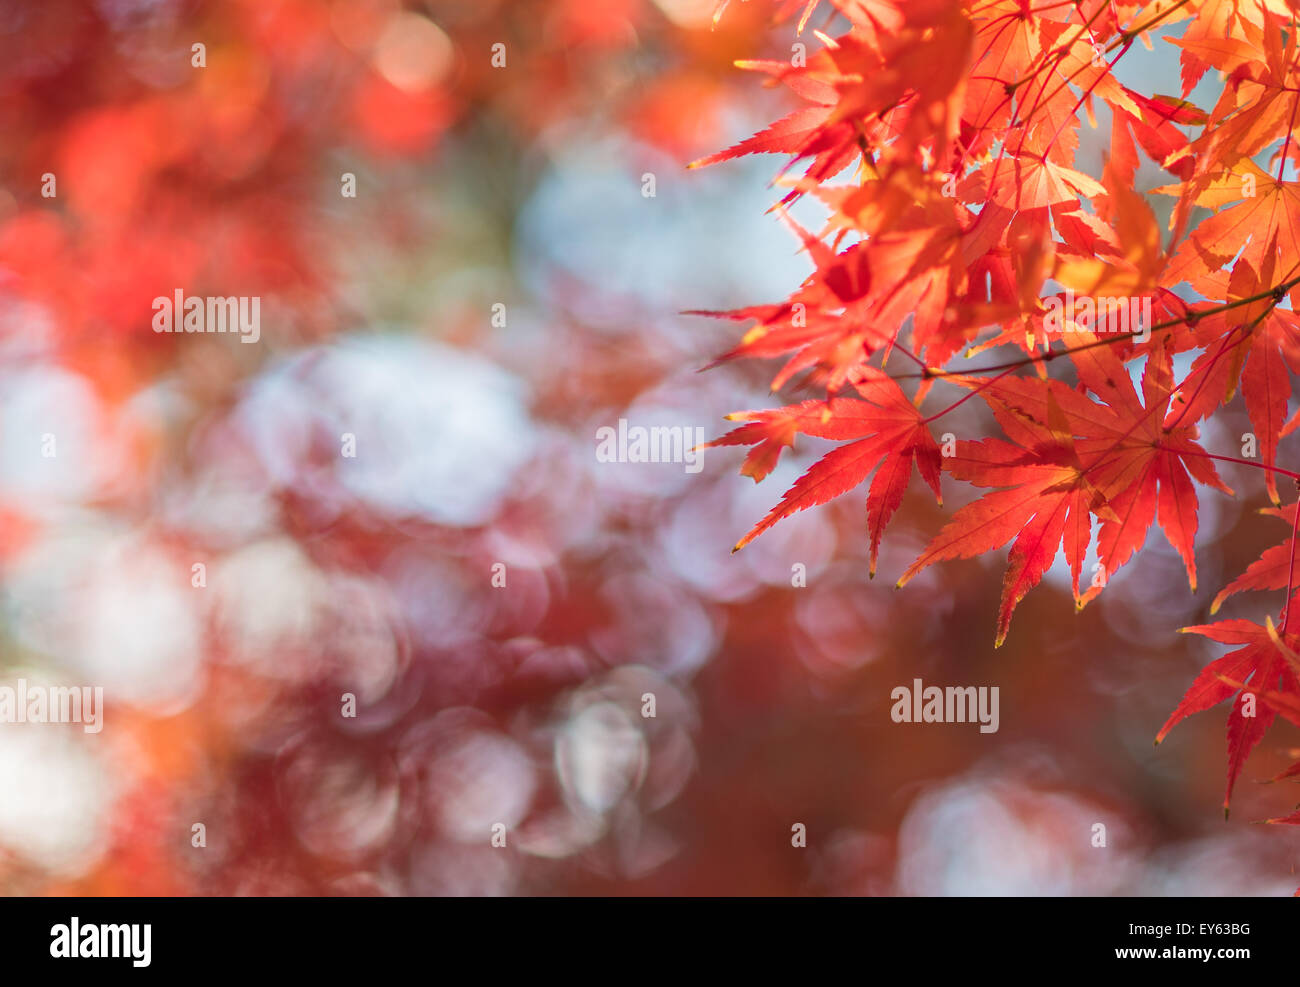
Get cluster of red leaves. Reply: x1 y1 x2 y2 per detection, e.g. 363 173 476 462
697 0 1300 820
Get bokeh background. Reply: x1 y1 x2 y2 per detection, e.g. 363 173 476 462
0 0 1297 895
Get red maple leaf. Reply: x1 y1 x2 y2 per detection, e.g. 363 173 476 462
713 367 941 574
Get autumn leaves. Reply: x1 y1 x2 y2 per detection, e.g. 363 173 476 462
694 0 1300 816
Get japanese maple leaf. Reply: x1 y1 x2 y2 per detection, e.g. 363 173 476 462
984 152 1105 212
901 339 1230 643
693 5 972 203
1160 613 1300 813
687 104 843 175
1065 338 1232 599
689 212 876 393
978 341 1226 587
1157 161 1300 301
1053 158 1165 300
1109 89 1202 188
1172 255 1300 504
1161 18 1299 217
692 192 974 392
1168 0 1293 96
686 41 868 203
897 380 1109 646
1211 502 1300 612
713 366 941 574
962 0 1052 154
